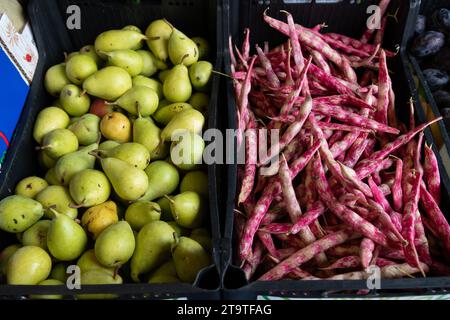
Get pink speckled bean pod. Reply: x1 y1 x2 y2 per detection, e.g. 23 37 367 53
257 231 279 259
259 91 313 166
375 50 389 125
280 155 302 223
327 32 394 57
256 44 280 88
242 28 250 61
313 153 388 246
414 210 432 265
263 11 357 83
327 245 362 257
279 57 312 117
258 230 352 281
309 49 331 74
375 257 397 267
360 238 375 268
313 103 399 134
392 159 403 212
355 117 443 179
423 143 441 204
320 255 361 270
401 171 424 273
238 115 257 205
324 263 429 280
420 183 450 255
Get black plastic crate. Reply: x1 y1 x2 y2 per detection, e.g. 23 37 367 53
403 0 450 190
222 0 450 300
0 0 222 300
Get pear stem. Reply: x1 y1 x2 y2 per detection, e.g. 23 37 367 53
163 18 174 30
69 203 84 209
163 195 174 204
179 53 190 65
113 267 120 280
212 70 234 79
149 36 160 40
48 207 60 218
89 150 104 161
36 145 51 151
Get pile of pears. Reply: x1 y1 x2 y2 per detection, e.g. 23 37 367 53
0 19 214 299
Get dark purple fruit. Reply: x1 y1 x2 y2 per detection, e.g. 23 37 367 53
432 8 450 33
411 31 445 57
415 15 426 34
423 69 449 91
432 47 450 73
433 90 450 109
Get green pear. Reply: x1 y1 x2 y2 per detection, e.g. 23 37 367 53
65 51 79 61
145 19 173 62
190 228 212 252
170 132 205 171
39 151 57 169
158 69 170 83
157 197 174 222
7 246 52 285
94 29 147 58
35 185 78 219
98 140 121 151
47 211 88 261
40 128 79 159
172 237 211 283
139 161 179 201
163 64 192 103
153 102 193 125
77 249 115 275
65 54 98 85
0 244 21 279
68 114 101 145
22 220 52 250
100 158 148 201
168 28 199 66
83 66 132 101
148 260 181 284
45 168 60 186
130 221 176 282
189 61 212 91
167 192 205 229
192 37 210 60
111 85 159 116
30 279 64 300
60 84 91 116
94 221 135 267
101 50 143 77
33 107 70 144
133 116 161 154
15 176 48 199
180 171 208 196
125 201 161 230
69 169 111 207
161 109 205 141
136 50 158 77
167 222 190 237
80 45 103 65
132 76 163 99
0 195 44 233
44 64 71 97
54 143 98 186
188 92 210 112
100 142 150 170
78 270 123 300
123 25 142 33
50 263 68 283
